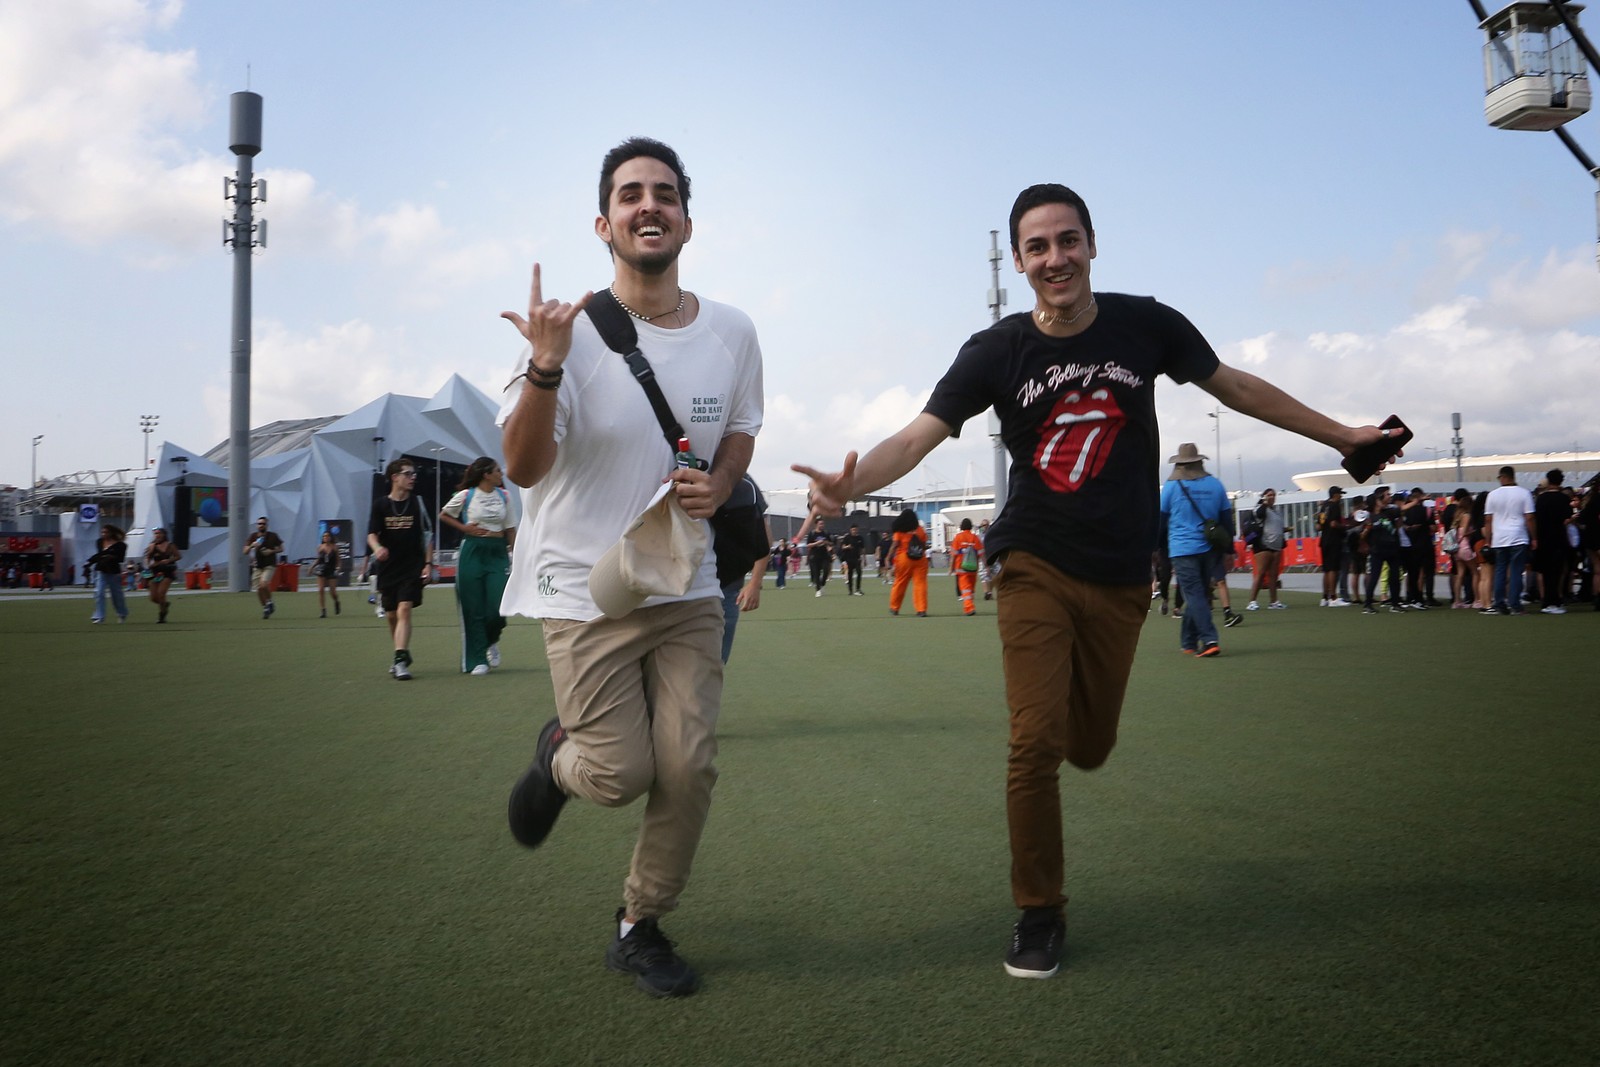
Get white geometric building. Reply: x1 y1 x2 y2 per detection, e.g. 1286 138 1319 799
127 375 506 578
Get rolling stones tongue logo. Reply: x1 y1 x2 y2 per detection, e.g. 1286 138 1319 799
1034 388 1125 492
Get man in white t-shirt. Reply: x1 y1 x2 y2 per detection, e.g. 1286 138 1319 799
1482 465 1536 616
496 138 763 999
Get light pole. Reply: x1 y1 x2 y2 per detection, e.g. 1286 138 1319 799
428 445 447 514
139 415 160 468
1207 407 1226 480
986 230 1009 515
1451 412 1464 480
30 434 43 513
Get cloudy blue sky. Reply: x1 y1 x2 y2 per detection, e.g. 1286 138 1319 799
4 0 1597 499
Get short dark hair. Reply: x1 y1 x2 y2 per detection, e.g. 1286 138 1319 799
960 518 973 531
1498 465 1516 479
1009 183 1094 252
386 459 415 480
1547 468 1565 486
599 137 691 218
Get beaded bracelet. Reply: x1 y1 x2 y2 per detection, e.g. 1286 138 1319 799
505 360 565 391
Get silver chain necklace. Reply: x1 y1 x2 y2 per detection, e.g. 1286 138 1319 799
610 285 685 322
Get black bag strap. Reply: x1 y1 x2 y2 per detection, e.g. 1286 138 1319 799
586 288 683 456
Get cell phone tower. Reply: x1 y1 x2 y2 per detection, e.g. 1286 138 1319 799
223 92 266 591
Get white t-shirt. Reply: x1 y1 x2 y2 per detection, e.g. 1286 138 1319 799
496 299 764 621
1485 484 1534 548
441 486 516 532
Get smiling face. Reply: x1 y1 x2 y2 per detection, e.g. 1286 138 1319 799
1013 202 1096 318
596 156 692 276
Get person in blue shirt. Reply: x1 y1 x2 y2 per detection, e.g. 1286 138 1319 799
1159 443 1232 656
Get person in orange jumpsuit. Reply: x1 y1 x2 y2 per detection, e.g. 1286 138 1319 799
949 517 985 616
889 507 931 616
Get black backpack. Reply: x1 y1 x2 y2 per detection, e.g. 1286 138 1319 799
905 533 926 561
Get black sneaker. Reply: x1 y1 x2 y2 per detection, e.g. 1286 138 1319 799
508 717 568 848
1004 907 1065 979
605 908 700 998
1223 611 1241 628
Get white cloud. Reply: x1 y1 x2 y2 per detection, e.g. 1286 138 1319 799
1161 284 1600 490
198 318 442 444
1482 248 1600 331
0 0 513 280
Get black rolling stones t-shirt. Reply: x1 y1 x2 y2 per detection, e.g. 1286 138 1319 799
923 294 1219 585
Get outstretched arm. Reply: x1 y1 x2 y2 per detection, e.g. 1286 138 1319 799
1198 364 1388 459
792 412 954 516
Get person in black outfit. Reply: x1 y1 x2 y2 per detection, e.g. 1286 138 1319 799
807 520 835 596
1362 486 1405 613
143 527 182 623
1399 488 1433 608
367 459 434 679
837 524 866 596
1533 469 1573 613
1316 486 1347 606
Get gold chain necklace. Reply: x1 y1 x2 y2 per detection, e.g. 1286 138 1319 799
1035 295 1097 329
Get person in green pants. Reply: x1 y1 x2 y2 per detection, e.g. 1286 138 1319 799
439 457 517 675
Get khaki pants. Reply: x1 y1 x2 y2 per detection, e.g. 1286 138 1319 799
994 551 1148 910
541 597 724 919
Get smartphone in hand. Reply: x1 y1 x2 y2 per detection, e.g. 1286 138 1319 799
1341 415 1412 484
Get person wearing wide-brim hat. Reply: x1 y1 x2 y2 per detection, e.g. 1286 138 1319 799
1165 444 1241 625
1160 442 1232 657
1166 442 1209 478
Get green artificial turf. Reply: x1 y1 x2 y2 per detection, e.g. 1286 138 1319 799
2 582 1596 1066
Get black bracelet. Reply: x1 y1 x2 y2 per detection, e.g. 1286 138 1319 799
505 361 565 391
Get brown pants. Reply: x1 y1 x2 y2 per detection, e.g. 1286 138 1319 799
994 551 1149 910
541 597 724 919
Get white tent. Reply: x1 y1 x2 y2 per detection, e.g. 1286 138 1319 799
128 374 507 578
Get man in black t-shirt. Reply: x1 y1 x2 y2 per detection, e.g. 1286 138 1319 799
367 459 434 680
1317 486 1348 606
243 516 285 619
1362 485 1405 613
806 520 835 597
794 182 1389 981
837 524 866 595
1399 488 1434 607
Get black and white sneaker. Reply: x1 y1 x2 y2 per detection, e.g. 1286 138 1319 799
508 717 568 848
1004 907 1065 979
605 908 700 998
1223 610 1241 628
